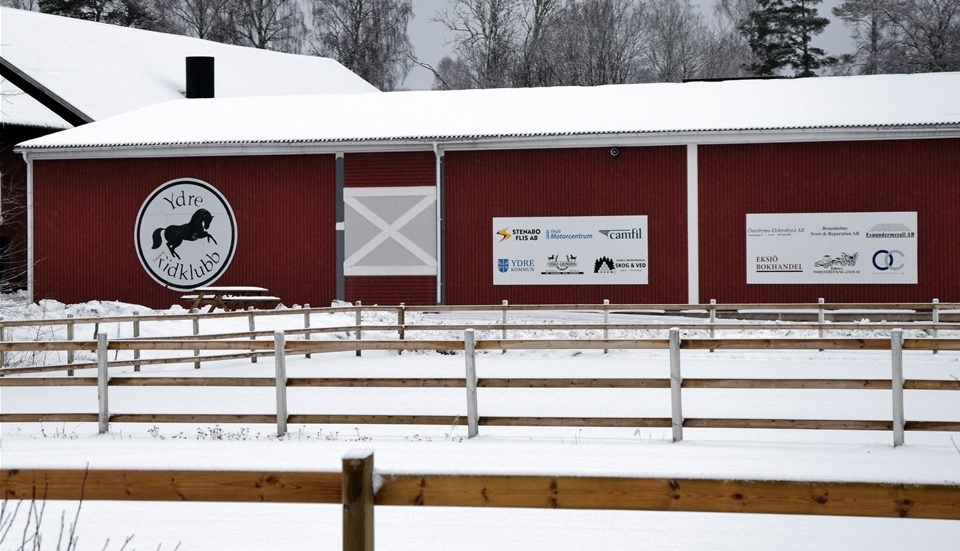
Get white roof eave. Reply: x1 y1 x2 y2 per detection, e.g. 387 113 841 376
17 124 960 160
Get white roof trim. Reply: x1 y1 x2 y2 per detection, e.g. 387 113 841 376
18 126 960 160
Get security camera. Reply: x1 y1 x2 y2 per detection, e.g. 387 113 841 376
610 147 620 157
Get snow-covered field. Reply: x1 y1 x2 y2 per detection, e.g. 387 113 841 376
2 297 959 550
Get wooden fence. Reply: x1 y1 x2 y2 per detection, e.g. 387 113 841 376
2 327 958 447
1 299 958 375
3 451 959 551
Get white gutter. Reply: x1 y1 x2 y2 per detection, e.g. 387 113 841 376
433 141 443 305
21 151 34 302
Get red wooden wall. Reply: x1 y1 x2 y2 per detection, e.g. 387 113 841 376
33 155 336 309
698 138 960 303
444 146 688 305
343 151 436 305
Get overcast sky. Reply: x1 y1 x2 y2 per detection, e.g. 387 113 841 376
402 0 851 90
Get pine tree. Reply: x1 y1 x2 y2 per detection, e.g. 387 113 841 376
739 0 836 76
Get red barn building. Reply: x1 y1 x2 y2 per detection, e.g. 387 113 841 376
16 73 960 308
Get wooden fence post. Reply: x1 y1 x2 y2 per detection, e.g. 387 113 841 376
464 329 479 438
602 299 609 354
708 299 716 338
501 300 508 341
249 312 257 364
355 301 363 357
193 315 201 369
304 304 312 359
891 328 905 447
669 327 683 443
397 303 405 356
66 314 74 376
97 333 109 434
932 298 939 355
818 298 825 352
132 311 141 372
342 449 375 551
274 331 288 437
709 299 716 353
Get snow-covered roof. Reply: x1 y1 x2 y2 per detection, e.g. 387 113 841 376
17 71 960 154
0 8 378 128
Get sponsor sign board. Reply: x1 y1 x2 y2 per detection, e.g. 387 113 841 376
746 212 917 284
493 216 648 285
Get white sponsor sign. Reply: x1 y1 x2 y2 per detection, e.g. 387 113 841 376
493 216 648 285
746 212 917 284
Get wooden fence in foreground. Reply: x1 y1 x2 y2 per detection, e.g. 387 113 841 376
3 451 959 551
2 328 959 447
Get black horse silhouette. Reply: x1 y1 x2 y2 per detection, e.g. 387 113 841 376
151 208 217 260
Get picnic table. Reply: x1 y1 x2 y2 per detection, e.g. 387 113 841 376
181 286 281 311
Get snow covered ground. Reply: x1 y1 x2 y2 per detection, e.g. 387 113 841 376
2 297 959 550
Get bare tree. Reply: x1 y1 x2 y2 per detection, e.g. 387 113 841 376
436 0 521 88
310 0 415 90
512 0 563 86
0 0 40 9
709 0 760 75
833 0 897 73
882 0 960 71
551 0 649 85
833 0 960 73
233 0 306 52
644 0 711 81
158 0 237 39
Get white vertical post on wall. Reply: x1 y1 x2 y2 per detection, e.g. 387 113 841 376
891 328 905 447
0 319 5 370
304 305 312 359
97 332 109 434
669 327 683 443
464 329 479 438
602 299 610 354
274 331 288 437
132 311 141 372
193 315 201 369
248 312 257 364
686 143 700 305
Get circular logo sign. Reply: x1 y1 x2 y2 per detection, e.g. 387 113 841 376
135 179 237 290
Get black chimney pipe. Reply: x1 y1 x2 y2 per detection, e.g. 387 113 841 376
185 56 215 99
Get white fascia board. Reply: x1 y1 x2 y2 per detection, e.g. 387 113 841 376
17 125 960 161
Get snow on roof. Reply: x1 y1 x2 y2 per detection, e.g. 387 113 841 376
16 69 960 152
1 80 72 129
0 8 378 128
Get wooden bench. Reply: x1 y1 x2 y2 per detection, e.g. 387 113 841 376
181 286 281 311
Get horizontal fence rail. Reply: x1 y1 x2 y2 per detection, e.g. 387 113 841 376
3 451 959 551
2 327 959 447
1 298 958 375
